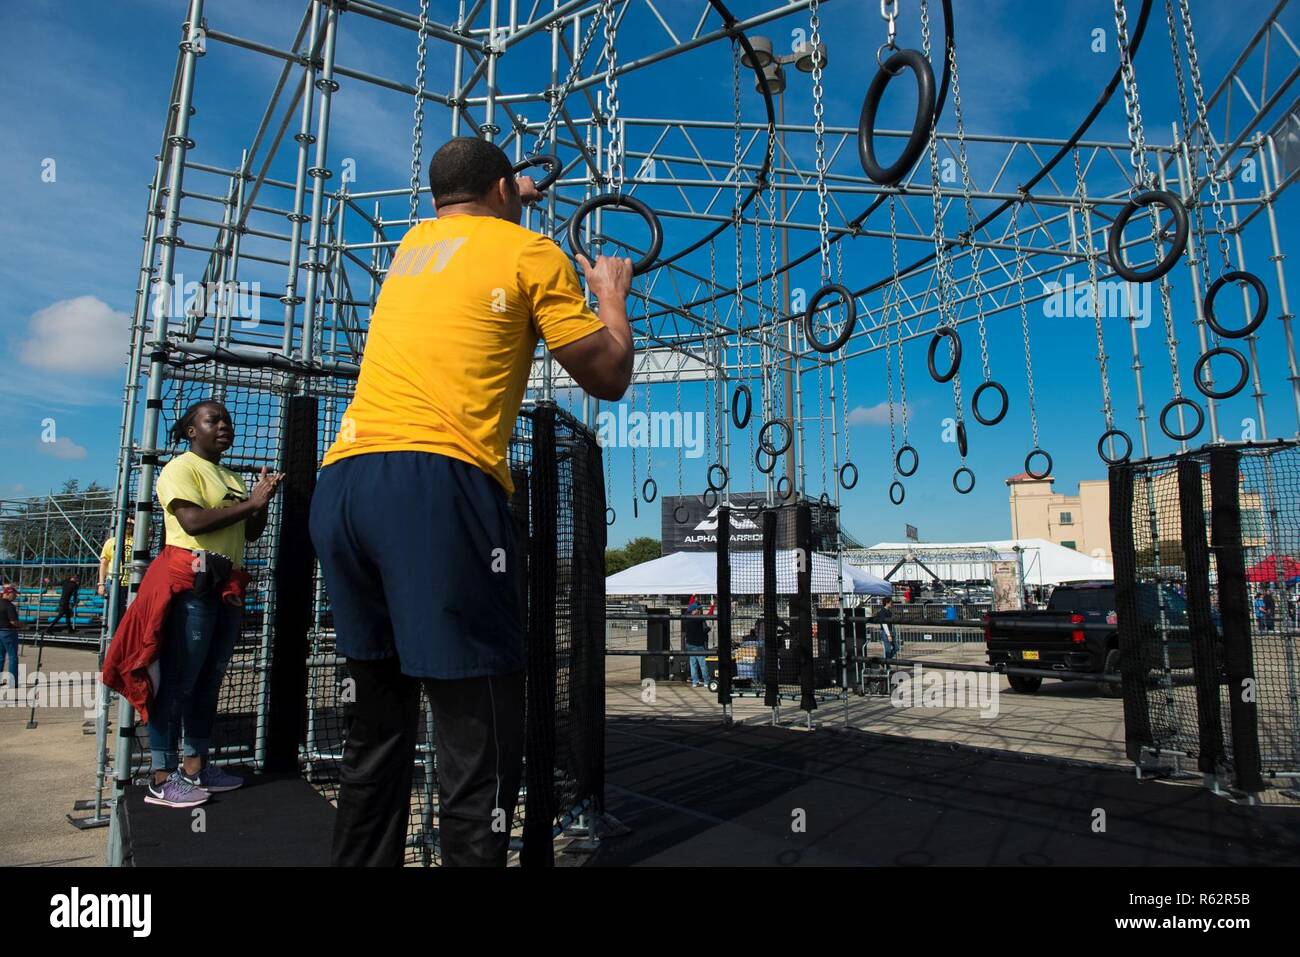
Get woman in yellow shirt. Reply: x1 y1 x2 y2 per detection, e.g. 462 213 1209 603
144 399 282 809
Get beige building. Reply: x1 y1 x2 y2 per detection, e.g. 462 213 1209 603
1008 467 1267 568
1007 473 1112 564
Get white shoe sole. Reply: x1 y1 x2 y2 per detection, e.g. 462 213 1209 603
144 792 210 808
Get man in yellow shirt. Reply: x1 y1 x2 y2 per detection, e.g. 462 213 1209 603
97 515 133 594
310 136 632 867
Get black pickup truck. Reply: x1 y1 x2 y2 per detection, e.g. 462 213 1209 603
984 580 1194 696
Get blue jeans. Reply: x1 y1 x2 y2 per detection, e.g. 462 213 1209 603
0 629 18 686
147 589 240 771
881 629 897 660
687 644 710 685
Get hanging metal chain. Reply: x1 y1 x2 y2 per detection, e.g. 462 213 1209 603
603 0 623 192
885 283 897 474
408 0 431 226
890 196 911 444
921 0 964 446
1174 0 1232 275
766 150 784 425
707 241 718 467
1114 0 1153 193
948 37 992 382
1076 149 1117 429
533 3 609 155
880 0 899 53
836 241 851 465
809 0 831 288
674 365 685 498
1010 199 1040 449
1164 0 1213 294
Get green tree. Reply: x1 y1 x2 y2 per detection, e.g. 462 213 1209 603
604 537 661 576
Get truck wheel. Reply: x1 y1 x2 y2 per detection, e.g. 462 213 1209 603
1008 674 1042 694
1102 649 1124 698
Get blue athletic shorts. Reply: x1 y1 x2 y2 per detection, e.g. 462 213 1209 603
309 451 525 678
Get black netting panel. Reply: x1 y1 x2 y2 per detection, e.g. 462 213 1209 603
1111 440 1300 789
115 357 603 865
123 362 287 776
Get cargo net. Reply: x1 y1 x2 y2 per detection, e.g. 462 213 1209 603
1236 444 1300 776
302 400 605 865
1113 441 1300 790
763 502 845 707
120 359 288 777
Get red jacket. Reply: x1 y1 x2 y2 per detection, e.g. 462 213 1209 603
101 545 250 724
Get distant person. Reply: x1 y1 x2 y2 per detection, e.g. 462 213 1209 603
49 575 81 633
874 597 897 660
683 600 711 688
1254 592 1268 632
1262 586 1277 632
0 585 19 689
96 514 133 598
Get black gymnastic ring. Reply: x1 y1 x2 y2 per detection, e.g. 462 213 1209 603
731 384 753 429
895 444 919 477
971 380 1009 426
566 193 663 276
702 488 719 509
776 476 793 501
641 477 658 503
673 504 689 523
755 447 777 474
758 419 792 457
927 326 962 383
953 467 976 495
956 420 968 458
1024 448 1053 481
707 463 729 492
889 480 906 505
512 154 561 192
839 461 859 490
1203 271 1268 339
803 283 857 353
819 492 832 508
1193 346 1250 400
606 506 616 526
1107 189 1189 284
745 498 764 516
1158 396 1205 442
858 48 938 187
1097 429 1133 465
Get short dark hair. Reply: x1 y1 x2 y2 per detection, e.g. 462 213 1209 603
427 137 515 207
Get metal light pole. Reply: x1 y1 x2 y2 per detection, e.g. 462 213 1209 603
742 36 827 499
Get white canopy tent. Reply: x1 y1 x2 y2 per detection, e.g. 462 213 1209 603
605 550 893 596
851 538 1112 586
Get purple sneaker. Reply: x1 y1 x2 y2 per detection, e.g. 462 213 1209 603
187 764 244 793
144 771 210 809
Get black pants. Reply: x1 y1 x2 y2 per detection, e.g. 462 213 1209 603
50 603 76 631
331 656 525 867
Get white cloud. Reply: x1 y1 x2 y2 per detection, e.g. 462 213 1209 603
36 436 88 461
18 296 129 375
847 402 909 426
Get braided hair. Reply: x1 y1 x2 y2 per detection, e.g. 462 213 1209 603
170 399 231 446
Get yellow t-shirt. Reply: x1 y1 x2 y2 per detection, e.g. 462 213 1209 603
320 215 606 494
154 451 250 567
100 535 134 586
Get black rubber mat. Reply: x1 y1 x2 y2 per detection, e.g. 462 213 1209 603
594 717 1300 866
124 772 335 867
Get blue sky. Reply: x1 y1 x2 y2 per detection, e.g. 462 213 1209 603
1 0 1297 549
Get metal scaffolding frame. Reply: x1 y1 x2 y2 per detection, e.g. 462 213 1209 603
88 0 1300 860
